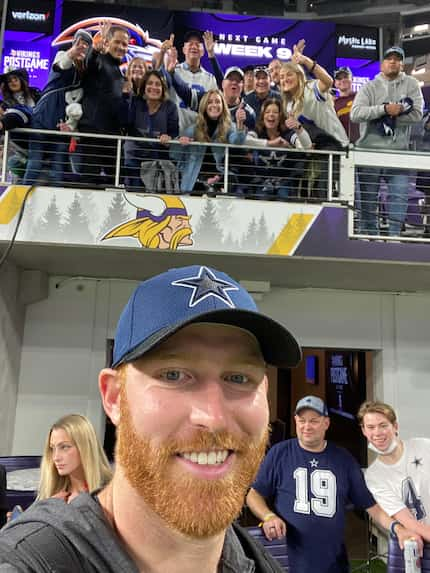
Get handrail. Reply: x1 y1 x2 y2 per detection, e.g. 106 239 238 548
5 126 348 155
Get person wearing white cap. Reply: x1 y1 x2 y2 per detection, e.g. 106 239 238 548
246 395 422 573
351 46 424 236
0 265 301 572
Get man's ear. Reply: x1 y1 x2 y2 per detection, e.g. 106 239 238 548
99 368 122 426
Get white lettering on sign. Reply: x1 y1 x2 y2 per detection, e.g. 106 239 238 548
337 34 377 51
11 10 50 22
214 43 292 60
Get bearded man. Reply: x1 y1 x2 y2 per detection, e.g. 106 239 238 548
0 265 302 573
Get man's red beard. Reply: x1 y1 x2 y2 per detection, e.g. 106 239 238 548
116 384 269 538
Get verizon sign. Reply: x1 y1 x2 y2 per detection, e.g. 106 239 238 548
7 0 54 34
11 10 51 22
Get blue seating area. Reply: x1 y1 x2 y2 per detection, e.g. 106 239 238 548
0 456 40 512
246 526 288 571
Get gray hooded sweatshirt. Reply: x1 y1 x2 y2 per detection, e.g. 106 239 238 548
350 71 423 150
0 494 284 573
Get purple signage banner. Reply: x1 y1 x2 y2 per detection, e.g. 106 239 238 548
2 31 53 90
173 12 337 72
335 57 380 92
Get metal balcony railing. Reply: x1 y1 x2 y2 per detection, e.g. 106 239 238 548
1 127 430 242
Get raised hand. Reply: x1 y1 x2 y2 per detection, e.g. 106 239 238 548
166 46 178 73
235 101 246 128
68 38 89 62
292 38 306 65
203 30 216 58
161 33 175 53
93 20 111 53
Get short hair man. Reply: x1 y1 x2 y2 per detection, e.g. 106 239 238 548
351 46 424 236
246 395 421 573
170 30 218 131
0 265 302 573
243 64 255 95
244 66 280 117
333 66 359 144
268 58 282 92
77 23 130 186
222 66 256 130
358 400 430 542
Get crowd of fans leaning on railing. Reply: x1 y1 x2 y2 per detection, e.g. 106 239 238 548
0 22 429 218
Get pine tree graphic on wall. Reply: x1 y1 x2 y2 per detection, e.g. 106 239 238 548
256 213 271 252
222 231 240 252
99 193 130 238
36 195 63 242
193 198 223 250
62 194 94 244
241 217 258 251
19 195 37 241
77 190 100 234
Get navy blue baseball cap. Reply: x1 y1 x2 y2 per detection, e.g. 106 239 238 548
183 30 203 43
112 265 301 368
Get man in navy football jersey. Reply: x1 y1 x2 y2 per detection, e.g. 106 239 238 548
246 395 421 573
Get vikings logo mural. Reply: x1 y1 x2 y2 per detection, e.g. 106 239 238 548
102 195 193 250
52 17 163 67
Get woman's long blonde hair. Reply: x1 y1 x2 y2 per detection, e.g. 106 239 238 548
37 414 112 500
279 62 307 118
195 89 231 143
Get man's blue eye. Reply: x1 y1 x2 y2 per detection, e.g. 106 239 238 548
164 371 181 381
227 374 248 384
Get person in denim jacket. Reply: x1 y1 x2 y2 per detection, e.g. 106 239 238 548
172 89 246 194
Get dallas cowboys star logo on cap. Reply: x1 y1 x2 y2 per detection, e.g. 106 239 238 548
171 266 239 308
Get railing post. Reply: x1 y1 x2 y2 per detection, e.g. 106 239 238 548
339 150 356 237
114 138 122 188
1 130 9 183
224 144 229 194
327 152 333 202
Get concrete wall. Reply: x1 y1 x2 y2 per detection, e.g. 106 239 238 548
0 262 25 454
8 277 430 454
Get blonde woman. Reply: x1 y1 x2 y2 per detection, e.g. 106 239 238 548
37 414 112 502
279 40 349 148
173 88 247 193
123 56 147 96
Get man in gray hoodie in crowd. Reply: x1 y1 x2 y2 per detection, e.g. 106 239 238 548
351 46 423 237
